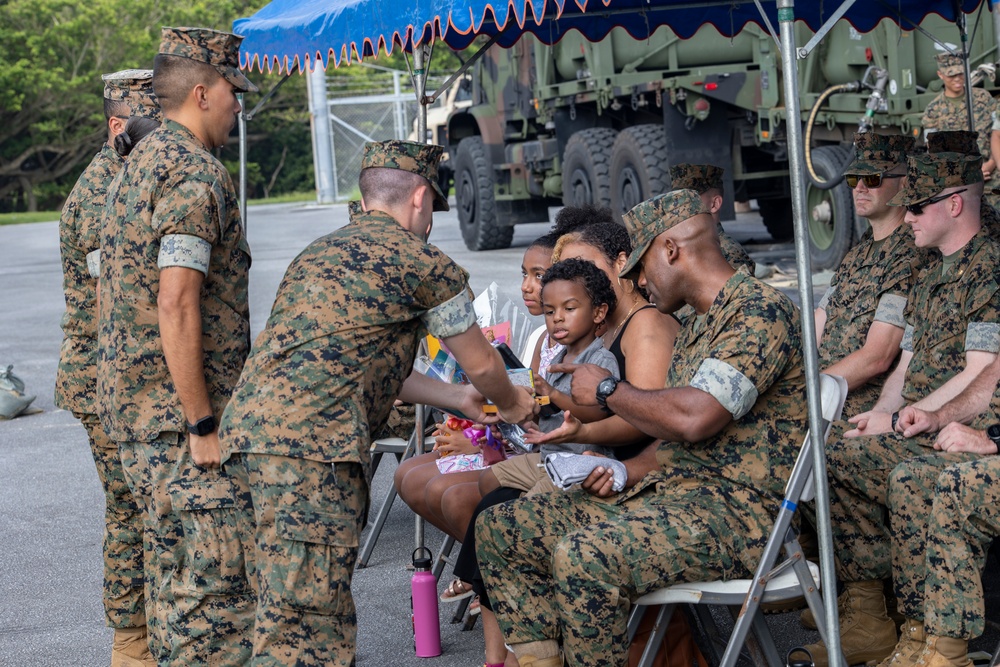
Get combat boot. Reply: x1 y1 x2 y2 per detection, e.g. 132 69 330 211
914 636 972 667
803 580 897 667
803 580 903 631
110 627 155 667
876 619 926 667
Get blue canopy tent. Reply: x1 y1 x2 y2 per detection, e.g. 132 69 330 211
232 2 992 666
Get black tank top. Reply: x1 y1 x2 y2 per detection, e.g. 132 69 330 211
607 305 658 460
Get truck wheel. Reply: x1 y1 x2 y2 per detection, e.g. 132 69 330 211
806 145 855 270
562 128 618 208
758 198 794 241
609 125 669 219
454 136 513 251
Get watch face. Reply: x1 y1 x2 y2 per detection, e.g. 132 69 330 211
988 424 1000 441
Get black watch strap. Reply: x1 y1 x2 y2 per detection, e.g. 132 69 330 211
891 411 900 432
187 415 217 436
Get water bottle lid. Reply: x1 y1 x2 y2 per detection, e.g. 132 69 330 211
412 546 433 569
787 647 814 667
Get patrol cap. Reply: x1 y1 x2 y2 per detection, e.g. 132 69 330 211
926 130 980 157
360 140 450 212
159 27 258 93
619 189 708 277
936 52 964 77
669 164 723 194
843 132 914 175
887 152 983 206
102 69 161 121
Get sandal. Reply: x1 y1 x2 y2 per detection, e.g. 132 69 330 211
440 579 475 603
469 596 481 616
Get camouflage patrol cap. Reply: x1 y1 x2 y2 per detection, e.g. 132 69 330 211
927 130 980 157
843 132 914 175
669 164 723 194
102 69 161 121
361 140 449 212
159 27 258 93
936 52 964 77
887 152 983 206
619 189 709 277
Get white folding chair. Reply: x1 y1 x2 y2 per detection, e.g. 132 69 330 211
626 374 848 667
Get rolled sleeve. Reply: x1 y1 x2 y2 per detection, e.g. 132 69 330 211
901 324 915 352
421 288 476 338
158 234 212 275
874 293 907 328
86 249 101 279
965 322 1000 353
690 358 759 420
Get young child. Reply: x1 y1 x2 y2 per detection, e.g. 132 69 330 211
480 257 620 496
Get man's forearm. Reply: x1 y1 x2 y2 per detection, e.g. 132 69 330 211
929 357 1000 425
159 277 212 423
604 383 727 443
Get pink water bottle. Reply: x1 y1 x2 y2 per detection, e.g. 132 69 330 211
411 547 442 657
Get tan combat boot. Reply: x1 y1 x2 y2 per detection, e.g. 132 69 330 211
803 580 897 667
914 636 972 667
803 580 903 631
110 627 155 667
876 619 926 667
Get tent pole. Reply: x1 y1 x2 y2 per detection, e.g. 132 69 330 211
238 93 248 233
956 1 976 131
307 62 336 204
777 4 846 667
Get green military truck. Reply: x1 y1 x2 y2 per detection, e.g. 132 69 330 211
443 11 1000 268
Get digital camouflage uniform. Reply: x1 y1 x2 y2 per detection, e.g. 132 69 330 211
219 140 466 666
921 52 999 206
477 191 807 667
55 69 160 632
826 153 1000 586
820 133 924 416
96 28 257 667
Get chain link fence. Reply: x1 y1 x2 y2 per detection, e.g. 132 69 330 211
316 67 449 201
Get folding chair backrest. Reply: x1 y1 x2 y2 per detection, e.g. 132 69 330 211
785 373 848 503
520 324 547 367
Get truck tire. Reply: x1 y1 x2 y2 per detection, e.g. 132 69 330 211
806 145 855 270
562 128 618 208
454 136 513 251
758 198 794 241
609 125 669 219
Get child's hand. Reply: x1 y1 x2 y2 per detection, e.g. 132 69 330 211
432 426 478 458
522 410 581 445
533 375 553 397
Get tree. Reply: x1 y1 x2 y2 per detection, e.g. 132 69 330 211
0 0 263 211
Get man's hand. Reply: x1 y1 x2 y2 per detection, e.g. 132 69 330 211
845 410 893 438
579 446 658 497
494 385 538 426
934 422 999 454
897 406 940 438
456 385 501 424
580 456 618 498
189 432 222 468
523 410 582 446
546 362 611 407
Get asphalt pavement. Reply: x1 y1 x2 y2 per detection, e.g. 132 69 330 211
0 202 995 666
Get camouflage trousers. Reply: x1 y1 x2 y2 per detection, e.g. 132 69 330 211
77 412 146 630
476 475 762 667
889 454 997 638
825 421 939 583
229 454 368 667
119 432 256 666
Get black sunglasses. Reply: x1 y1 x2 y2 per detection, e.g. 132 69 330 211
845 173 905 189
904 188 968 216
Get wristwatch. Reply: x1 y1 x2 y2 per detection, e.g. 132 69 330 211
987 424 1000 451
595 376 620 413
187 415 217 437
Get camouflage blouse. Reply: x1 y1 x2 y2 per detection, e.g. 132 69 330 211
55 144 123 414
220 210 473 471
97 119 251 441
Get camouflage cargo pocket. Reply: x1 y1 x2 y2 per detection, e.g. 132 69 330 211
169 477 252 595
272 509 359 616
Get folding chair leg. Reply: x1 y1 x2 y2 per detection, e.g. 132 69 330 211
691 603 727 666
433 535 456 580
749 610 784 667
357 482 399 568
626 604 646 642
636 605 676 667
